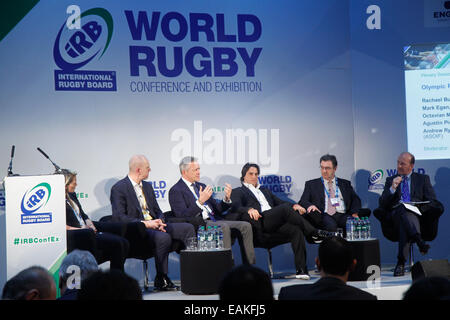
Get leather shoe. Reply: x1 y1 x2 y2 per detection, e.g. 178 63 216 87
310 229 335 243
417 241 430 255
295 268 310 280
154 274 179 291
393 263 405 277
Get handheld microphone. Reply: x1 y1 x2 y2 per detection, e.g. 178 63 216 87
36 147 62 173
7 145 15 176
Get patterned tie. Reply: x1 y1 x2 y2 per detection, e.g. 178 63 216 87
192 183 216 221
401 176 411 202
139 185 153 221
327 180 336 216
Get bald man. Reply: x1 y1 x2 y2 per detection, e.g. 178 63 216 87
375 152 444 277
110 155 195 291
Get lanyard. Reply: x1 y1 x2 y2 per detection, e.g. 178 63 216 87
321 177 339 199
66 198 86 226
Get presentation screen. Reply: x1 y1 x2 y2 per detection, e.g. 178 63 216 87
404 42 450 160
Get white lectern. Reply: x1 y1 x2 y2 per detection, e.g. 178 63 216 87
0 175 66 291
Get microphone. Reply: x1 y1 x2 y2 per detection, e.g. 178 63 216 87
37 147 49 159
7 145 16 176
36 147 62 173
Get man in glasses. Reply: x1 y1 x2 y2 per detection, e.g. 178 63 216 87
299 154 361 232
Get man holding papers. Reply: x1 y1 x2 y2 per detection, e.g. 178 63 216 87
374 152 444 277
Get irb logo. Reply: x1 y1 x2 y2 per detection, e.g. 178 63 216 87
21 183 51 215
369 169 383 185
54 7 113 71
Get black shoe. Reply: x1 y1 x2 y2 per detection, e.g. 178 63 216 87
295 268 310 280
153 274 179 291
393 263 405 277
310 229 334 243
416 241 430 255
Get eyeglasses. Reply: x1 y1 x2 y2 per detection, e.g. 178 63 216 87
320 166 334 171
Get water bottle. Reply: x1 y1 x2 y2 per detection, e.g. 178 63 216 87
354 218 360 240
361 218 367 239
365 217 372 239
206 226 214 250
213 226 218 249
197 226 206 250
217 226 224 249
346 217 354 241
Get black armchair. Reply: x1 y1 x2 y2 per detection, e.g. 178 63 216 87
66 220 127 266
99 214 185 290
254 232 292 278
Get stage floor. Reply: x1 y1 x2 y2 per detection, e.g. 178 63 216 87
141 265 412 300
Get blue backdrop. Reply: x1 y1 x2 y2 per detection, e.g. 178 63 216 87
0 0 448 282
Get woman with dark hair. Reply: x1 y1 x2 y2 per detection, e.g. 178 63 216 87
63 169 129 271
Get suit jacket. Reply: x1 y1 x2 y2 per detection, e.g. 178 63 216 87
278 277 377 300
110 176 163 223
299 177 361 214
66 192 90 228
230 184 292 244
375 172 444 241
379 172 437 211
168 178 230 219
231 184 288 217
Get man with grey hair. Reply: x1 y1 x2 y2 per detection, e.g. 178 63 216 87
110 155 195 290
169 156 255 265
58 249 98 300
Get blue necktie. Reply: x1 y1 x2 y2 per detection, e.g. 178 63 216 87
192 183 216 221
401 176 411 202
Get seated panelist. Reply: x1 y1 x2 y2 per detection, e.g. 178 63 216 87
299 154 361 232
374 152 444 277
168 156 255 265
110 155 195 291
63 169 129 271
231 163 332 280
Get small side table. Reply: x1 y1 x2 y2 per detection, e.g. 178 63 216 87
180 249 233 294
348 238 381 281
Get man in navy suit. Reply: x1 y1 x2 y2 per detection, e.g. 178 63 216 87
231 163 331 280
278 236 377 300
299 154 361 232
110 155 195 290
168 156 255 265
374 152 444 276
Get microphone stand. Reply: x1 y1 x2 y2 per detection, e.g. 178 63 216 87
36 147 63 174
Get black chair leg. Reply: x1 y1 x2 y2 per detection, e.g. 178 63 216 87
409 243 415 269
143 259 150 291
267 248 274 278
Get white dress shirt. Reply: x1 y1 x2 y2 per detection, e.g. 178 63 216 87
244 182 272 212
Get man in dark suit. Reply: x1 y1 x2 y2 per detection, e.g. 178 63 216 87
299 154 362 232
168 156 255 264
231 163 331 280
278 236 377 300
110 155 195 290
374 152 444 276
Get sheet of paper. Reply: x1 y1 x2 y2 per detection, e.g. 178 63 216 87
403 203 422 216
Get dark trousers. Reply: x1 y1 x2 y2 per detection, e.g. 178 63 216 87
67 228 130 271
388 206 421 263
243 203 317 271
95 232 130 271
305 210 350 232
321 212 351 232
146 222 195 275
